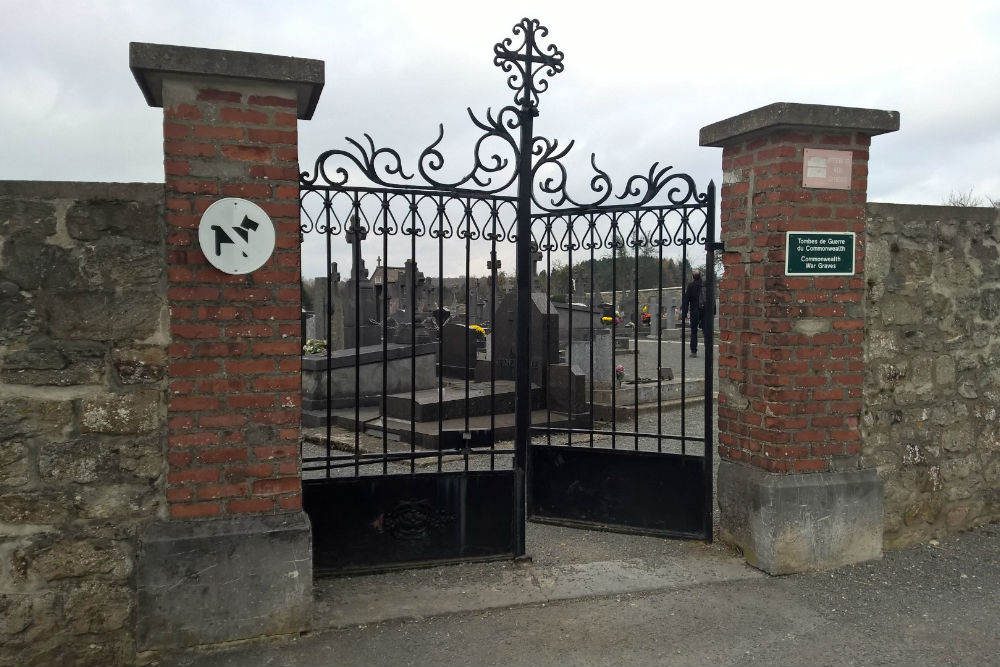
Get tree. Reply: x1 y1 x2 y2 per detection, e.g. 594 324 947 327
943 187 999 208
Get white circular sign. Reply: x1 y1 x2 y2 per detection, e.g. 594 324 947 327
198 198 276 275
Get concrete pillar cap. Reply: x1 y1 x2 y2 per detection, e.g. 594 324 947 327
129 42 324 120
699 102 899 148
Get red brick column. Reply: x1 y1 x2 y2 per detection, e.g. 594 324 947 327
716 129 872 470
131 44 324 650
131 45 324 520
700 103 899 573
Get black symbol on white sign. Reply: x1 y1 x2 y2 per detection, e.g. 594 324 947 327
211 215 260 258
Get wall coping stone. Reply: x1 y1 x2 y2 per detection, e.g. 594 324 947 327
699 102 900 147
867 201 1000 222
0 180 163 201
129 42 324 120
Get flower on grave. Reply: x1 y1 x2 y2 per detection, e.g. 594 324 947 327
470 324 486 337
303 339 327 355
615 364 626 382
601 316 621 325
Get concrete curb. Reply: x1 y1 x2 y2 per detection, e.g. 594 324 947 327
311 549 762 629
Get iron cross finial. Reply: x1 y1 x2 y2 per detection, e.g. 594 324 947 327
493 18 565 109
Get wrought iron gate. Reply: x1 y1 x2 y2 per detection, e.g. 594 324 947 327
299 18 717 575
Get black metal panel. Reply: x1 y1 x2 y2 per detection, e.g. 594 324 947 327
304 470 517 575
528 445 708 538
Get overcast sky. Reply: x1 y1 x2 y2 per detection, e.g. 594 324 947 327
3 0 998 279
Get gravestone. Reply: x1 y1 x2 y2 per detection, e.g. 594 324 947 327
485 291 559 386
304 262 345 350
621 287 637 325
552 301 603 346
568 328 613 388
400 258 425 312
647 307 664 339
420 281 437 316
372 258 406 317
547 363 588 415
344 223 379 348
600 302 616 325
439 321 478 379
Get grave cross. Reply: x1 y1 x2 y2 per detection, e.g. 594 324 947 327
487 254 502 293
345 217 368 281
402 258 425 312
529 243 543 292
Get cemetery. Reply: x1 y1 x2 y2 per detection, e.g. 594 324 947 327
298 236 711 457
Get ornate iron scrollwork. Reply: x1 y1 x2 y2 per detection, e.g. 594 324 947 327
530 141 709 215
493 18 565 109
300 106 523 196
301 17 709 223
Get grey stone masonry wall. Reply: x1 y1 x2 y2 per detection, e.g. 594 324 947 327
864 202 1000 549
0 181 167 666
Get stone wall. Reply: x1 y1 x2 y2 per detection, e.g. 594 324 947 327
864 202 1000 548
0 181 166 666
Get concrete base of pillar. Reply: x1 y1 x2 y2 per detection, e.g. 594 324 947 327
718 460 883 575
136 512 312 651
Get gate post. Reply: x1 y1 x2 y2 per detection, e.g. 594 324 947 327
130 44 323 649
700 103 898 574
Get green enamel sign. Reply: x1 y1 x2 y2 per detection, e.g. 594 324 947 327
785 232 855 276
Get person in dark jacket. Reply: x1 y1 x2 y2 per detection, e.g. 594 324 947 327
681 269 706 357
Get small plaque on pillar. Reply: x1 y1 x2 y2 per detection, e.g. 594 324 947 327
785 232 855 276
802 148 852 190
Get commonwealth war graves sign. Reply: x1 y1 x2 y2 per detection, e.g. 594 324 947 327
785 231 855 276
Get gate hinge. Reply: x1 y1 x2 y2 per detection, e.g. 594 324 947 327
708 242 725 252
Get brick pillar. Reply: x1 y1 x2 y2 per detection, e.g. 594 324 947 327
700 103 899 574
130 43 323 650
